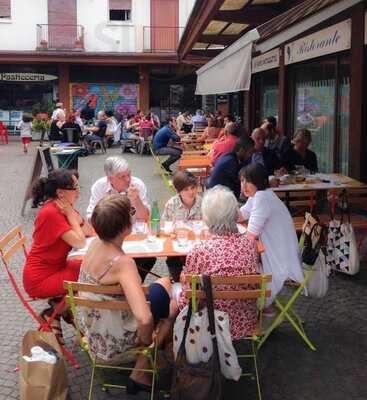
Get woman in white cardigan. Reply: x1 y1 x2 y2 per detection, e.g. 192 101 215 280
239 163 304 313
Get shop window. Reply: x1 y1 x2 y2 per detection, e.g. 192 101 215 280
338 62 350 176
254 71 278 127
109 0 131 21
293 63 336 173
0 0 11 18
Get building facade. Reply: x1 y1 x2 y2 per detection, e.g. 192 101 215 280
0 0 201 128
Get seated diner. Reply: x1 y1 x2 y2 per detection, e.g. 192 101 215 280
239 163 304 313
23 169 94 342
178 185 260 340
161 171 202 282
284 128 318 173
78 194 177 393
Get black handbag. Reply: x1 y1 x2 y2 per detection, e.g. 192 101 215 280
302 222 323 265
171 275 223 400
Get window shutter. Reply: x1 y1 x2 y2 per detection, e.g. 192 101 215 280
0 0 11 18
109 0 131 10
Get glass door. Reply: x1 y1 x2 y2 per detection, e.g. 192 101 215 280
338 60 350 175
293 62 336 173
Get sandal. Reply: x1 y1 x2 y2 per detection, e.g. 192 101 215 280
40 307 65 346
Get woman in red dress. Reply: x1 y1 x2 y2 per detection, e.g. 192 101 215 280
23 169 93 341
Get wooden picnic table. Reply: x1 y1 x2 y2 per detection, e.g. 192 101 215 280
178 156 212 172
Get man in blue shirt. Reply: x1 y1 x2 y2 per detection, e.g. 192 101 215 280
191 109 207 131
152 117 182 173
208 136 255 198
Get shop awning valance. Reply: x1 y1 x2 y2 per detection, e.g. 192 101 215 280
195 29 260 95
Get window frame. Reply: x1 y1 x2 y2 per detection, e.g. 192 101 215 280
107 0 132 24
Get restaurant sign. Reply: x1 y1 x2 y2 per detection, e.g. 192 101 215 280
0 73 58 82
252 48 279 74
285 20 351 65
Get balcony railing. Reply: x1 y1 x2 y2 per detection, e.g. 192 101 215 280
143 26 184 52
36 24 85 51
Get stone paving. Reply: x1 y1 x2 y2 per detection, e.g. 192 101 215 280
0 139 367 400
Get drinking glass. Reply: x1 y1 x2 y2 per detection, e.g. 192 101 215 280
133 219 146 235
176 228 189 247
191 219 203 242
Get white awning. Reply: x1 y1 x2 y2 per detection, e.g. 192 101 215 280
195 28 260 95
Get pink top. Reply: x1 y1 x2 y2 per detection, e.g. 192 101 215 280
210 135 238 165
179 233 260 340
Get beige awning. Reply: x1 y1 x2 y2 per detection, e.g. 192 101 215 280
195 28 259 95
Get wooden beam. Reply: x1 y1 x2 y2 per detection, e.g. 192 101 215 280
349 2 365 180
0 51 179 65
278 45 286 135
198 34 238 45
138 65 150 113
178 0 225 60
58 64 70 112
215 8 279 25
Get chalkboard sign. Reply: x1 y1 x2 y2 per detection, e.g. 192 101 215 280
21 147 54 216
39 147 54 174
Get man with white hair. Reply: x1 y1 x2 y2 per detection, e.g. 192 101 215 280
86 155 154 279
86 155 149 220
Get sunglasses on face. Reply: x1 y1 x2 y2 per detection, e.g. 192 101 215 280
63 185 81 191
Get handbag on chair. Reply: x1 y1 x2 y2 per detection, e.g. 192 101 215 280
171 275 223 400
326 192 360 275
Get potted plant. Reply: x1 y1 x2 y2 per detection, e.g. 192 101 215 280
32 116 50 144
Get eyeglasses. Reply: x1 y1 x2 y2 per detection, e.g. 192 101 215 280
63 185 81 191
130 207 136 216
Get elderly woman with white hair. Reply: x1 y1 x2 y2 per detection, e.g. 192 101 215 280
178 185 260 340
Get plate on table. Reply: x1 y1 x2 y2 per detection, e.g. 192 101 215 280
123 238 165 254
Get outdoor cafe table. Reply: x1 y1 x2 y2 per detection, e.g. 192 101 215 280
272 173 366 192
68 223 264 261
178 156 212 172
272 173 367 210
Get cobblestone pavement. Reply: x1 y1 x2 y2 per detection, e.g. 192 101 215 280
0 140 366 400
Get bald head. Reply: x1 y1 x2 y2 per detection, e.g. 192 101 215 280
251 128 266 152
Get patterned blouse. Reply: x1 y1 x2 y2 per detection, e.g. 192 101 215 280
161 194 202 222
179 233 260 340
77 269 138 364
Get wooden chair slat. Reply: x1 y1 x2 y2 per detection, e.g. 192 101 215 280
64 281 150 295
184 274 272 285
0 225 24 251
68 296 132 311
2 236 26 263
185 289 271 300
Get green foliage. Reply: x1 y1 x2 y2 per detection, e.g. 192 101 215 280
32 118 51 132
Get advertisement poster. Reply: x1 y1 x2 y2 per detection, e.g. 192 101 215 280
70 83 138 116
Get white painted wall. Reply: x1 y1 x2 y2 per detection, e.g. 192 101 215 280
179 0 195 35
0 0 192 52
77 0 150 52
0 0 48 51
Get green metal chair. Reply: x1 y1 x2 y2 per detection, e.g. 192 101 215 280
257 230 317 352
148 142 175 195
64 281 158 400
184 274 272 400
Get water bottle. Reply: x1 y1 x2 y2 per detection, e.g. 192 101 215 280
150 200 160 236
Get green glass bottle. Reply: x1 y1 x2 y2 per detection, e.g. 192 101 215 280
150 200 160 236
